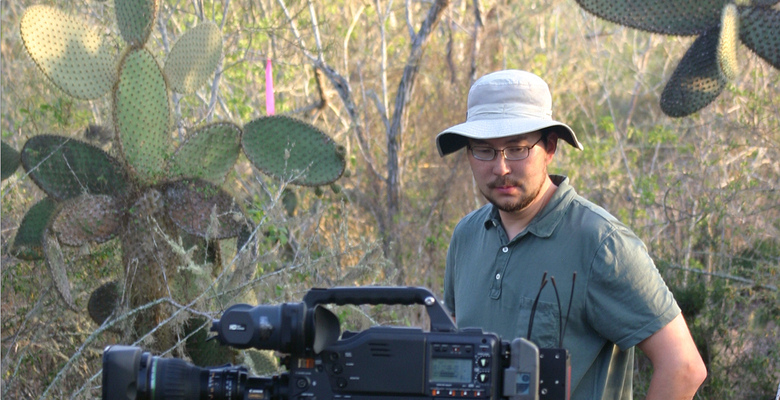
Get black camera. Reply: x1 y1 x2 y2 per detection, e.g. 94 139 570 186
102 287 569 400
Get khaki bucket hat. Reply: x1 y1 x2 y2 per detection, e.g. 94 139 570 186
436 70 583 156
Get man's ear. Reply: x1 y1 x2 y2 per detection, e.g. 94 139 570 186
545 131 559 155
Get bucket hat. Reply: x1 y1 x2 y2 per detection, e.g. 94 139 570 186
436 70 583 156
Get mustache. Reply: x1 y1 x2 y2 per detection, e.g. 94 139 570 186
487 178 520 189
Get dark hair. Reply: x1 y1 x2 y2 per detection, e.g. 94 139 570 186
539 128 555 151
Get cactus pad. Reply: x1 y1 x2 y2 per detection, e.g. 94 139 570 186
115 0 158 47
21 135 127 201
52 194 123 246
88 280 121 325
43 229 76 309
11 197 58 260
185 317 237 366
168 122 241 184
242 116 346 186
164 21 223 94
660 27 727 117
574 0 727 35
164 179 247 239
114 48 171 184
718 4 740 81
2 141 20 180
282 188 297 217
20 5 116 100
243 349 279 375
739 6 780 69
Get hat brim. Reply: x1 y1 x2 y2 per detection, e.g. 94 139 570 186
436 118 583 156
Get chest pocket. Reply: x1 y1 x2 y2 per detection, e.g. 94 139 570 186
516 296 561 349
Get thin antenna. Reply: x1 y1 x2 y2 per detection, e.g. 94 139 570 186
550 277 563 348
560 272 577 347
527 272 548 340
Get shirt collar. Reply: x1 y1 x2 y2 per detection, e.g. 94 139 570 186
481 175 576 239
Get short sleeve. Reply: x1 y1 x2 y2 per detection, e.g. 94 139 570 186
586 225 680 350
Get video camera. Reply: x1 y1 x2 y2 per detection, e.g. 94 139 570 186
102 287 570 400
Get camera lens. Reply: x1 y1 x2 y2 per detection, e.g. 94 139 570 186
102 345 248 400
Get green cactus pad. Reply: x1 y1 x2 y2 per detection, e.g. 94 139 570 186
660 27 727 117
88 280 121 325
21 135 127 201
164 179 247 239
52 194 123 246
718 4 739 81
115 0 158 47
163 21 223 94
43 229 76 309
282 188 297 217
739 6 780 69
11 197 59 260
20 5 116 100
574 0 727 35
185 317 237 366
168 122 241 184
2 141 21 180
242 116 346 186
243 349 279 375
114 48 171 185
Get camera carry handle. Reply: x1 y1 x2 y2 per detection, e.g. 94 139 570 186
302 286 457 333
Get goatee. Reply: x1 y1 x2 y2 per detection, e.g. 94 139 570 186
483 178 543 213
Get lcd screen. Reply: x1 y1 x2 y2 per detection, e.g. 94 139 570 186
429 358 472 383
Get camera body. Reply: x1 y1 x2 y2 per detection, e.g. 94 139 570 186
288 326 501 400
103 287 568 400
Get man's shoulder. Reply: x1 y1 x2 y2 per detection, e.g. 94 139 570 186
556 187 635 240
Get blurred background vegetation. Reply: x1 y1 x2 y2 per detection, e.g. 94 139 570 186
1 0 778 398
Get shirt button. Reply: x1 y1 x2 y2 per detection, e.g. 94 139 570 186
496 273 501 280
502 247 508 253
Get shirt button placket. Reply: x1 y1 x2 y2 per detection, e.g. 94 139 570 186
490 245 510 299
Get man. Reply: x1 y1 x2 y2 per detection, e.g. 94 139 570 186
437 70 706 400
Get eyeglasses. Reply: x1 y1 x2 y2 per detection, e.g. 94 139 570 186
468 137 545 161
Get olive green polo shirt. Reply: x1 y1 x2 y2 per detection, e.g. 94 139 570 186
444 175 680 400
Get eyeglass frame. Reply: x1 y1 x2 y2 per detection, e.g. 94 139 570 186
467 135 546 161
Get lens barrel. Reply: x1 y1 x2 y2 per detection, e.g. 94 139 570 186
103 345 249 400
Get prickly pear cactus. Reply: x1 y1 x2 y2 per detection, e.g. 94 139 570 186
243 115 346 186
1 141 21 181
574 0 780 117
14 1 346 361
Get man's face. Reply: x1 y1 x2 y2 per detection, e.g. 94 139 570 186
467 132 555 214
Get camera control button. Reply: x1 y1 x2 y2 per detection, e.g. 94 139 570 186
296 378 309 389
332 364 343 374
337 378 348 388
478 357 489 368
477 373 490 383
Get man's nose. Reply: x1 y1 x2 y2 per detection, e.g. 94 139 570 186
492 155 511 175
